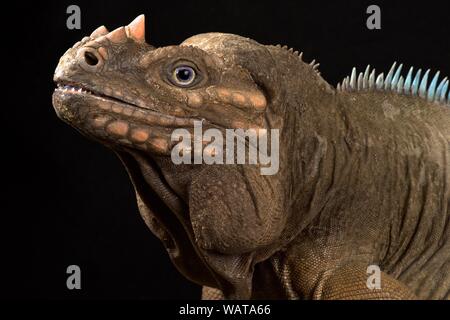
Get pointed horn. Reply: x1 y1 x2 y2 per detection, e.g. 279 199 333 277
106 26 128 43
90 25 109 38
126 14 145 42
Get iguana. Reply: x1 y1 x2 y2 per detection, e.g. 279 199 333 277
52 15 450 300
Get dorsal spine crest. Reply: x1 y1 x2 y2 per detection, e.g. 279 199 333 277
338 62 450 106
274 44 320 74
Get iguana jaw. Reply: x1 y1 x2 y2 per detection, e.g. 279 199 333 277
53 80 210 156
53 80 244 294
53 79 247 293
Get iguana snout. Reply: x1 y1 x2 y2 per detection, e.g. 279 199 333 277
53 15 187 155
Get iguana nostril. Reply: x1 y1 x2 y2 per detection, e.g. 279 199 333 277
76 48 104 71
84 51 99 66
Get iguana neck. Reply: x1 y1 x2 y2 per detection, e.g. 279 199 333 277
265 49 344 248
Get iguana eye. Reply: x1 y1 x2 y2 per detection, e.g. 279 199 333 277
172 66 196 86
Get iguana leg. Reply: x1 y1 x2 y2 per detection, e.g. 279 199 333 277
294 262 418 300
201 286 225 300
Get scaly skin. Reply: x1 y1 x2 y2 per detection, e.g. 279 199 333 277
52 15 449 299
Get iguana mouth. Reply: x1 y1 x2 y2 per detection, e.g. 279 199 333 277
54 81 204 128
55 81 147 111
56 83 93 94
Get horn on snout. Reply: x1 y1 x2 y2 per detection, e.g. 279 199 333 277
125 14 145 42
90 25 109 38
106 26 128 43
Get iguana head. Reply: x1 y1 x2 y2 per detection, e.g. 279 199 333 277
53 15 269 153
53 15 330 298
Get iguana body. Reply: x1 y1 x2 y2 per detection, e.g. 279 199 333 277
52 15 450 299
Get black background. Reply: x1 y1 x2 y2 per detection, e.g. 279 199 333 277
3 0 449 300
